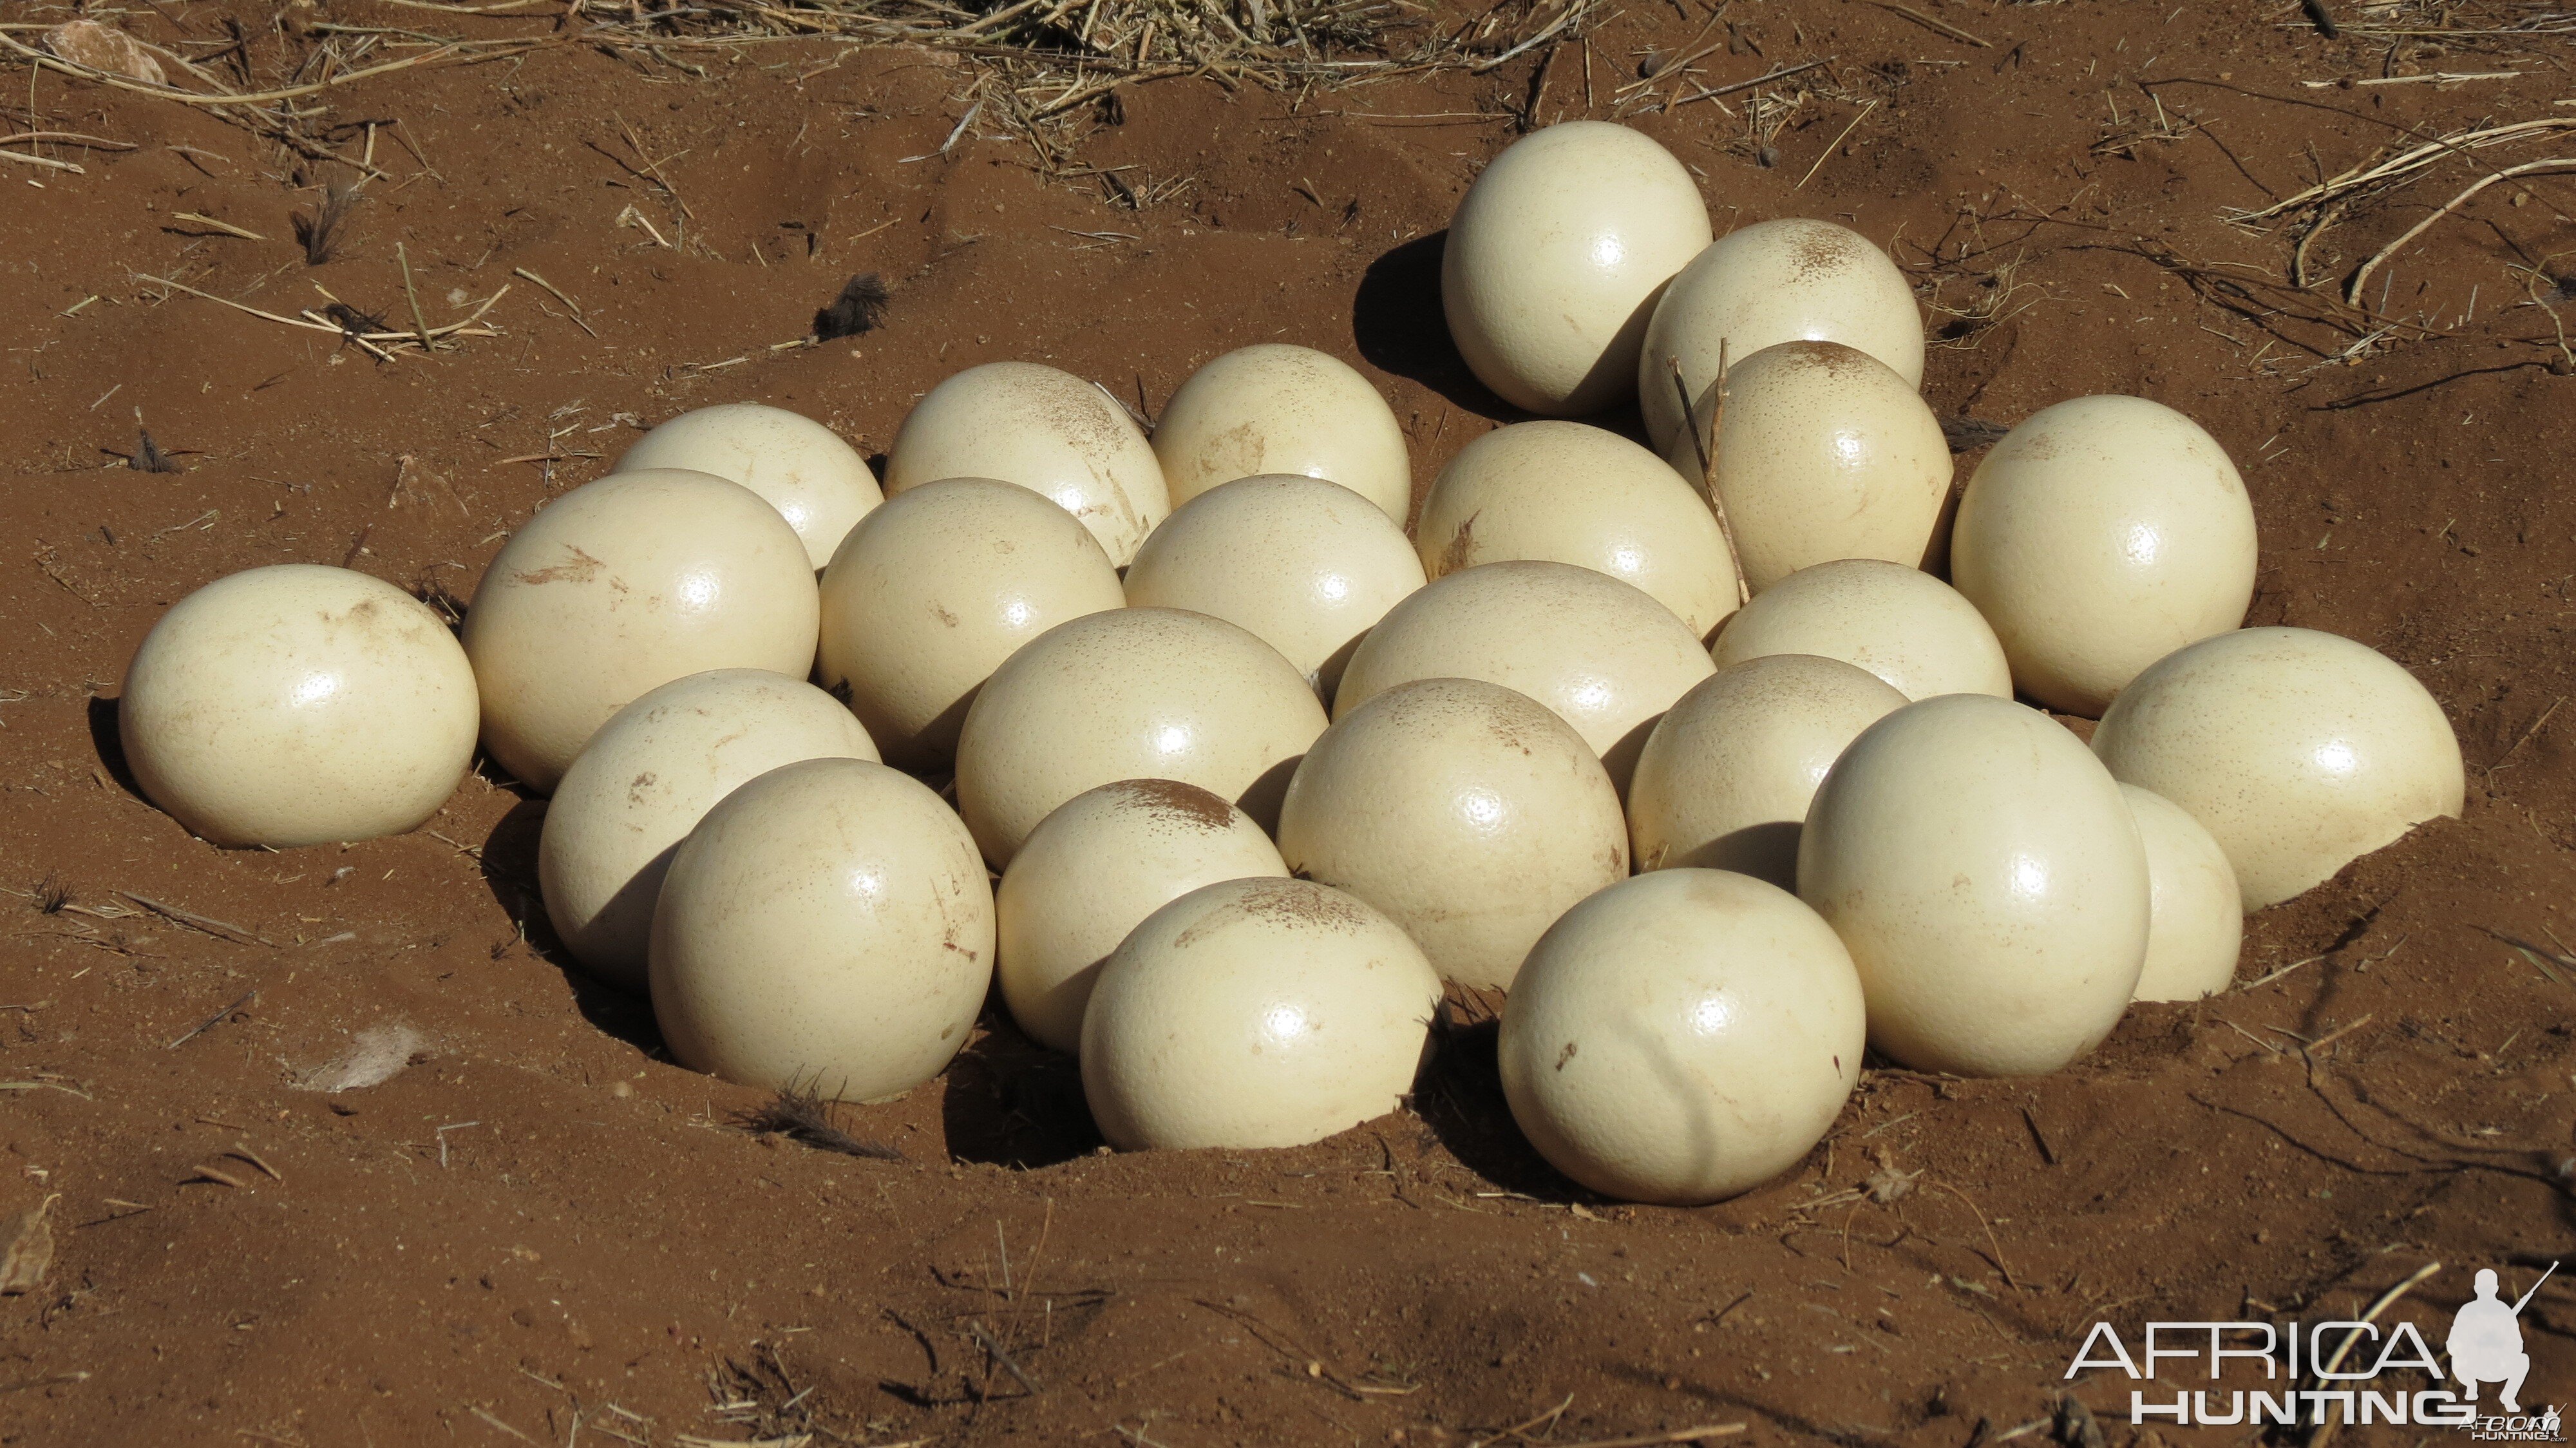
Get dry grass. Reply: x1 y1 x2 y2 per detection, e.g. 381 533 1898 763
589 0 1605 165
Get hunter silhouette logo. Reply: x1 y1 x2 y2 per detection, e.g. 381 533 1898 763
2064 1259 2562 1435
2454 1264 2552 1416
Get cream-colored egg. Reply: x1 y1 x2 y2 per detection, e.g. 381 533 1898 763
884 361 1170 565
2091 627 2464 910
996 779 1287 1054
650 757 990 1098
1334 560 1715 790
612 403 883 569
1499 870 1866 1204
1797 693 2149 1076
1277 678 1626 989
118 564 478 848
539 669 879 993
1442 122 1713 416
460 469 820 793
2119 784 2243 1002
1665 341 1953 591
1416 421 1741 638
1710 558 2010 701
817 477 1125 770
1640 219 1926 453
1951 395 2259 716
1080 877 1441 1151
1627 654 1909 886
954 607 1327 867
1124 475 1423 698
1151 345 1413 524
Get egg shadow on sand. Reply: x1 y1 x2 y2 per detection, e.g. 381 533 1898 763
939 1002 1102 1169
86 694 149 803
475 788 669 1057
1409 989 1596 1202
1353 233 1519 424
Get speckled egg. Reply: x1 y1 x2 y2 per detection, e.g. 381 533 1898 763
1081 877 1441 1150
884 361 1171 566
1123 474 1424 698
539 669 879 992
817 477 1125 770
1151 344 1413 524
613 402 882 569
460 468 820 793
1277 677 1628 989
1334 560 1716 790
1415 421 1741 638
118 564 478 848
650 757 992 1098
996 779 1287 1054
1640 218 1926 453
1627 653 1909 887
953 607 1327 867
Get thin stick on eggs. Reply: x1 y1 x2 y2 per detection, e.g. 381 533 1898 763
1669 343 1750 608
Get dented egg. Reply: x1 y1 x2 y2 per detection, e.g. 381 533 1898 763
1499 870 1866 1204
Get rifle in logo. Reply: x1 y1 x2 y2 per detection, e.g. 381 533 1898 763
2453 1262 2556 1415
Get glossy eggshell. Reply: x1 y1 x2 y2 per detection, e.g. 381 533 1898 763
460 468 820 793
1499 870 1866 1205
612 403 883 569
884 361 1171 566
1684 341 1953 591
2119 784 2244 1002
1640 219 1926 453
538 669 879 992
1627 653 1909 887
1953 395 2259 715
1441 121 1713 416
1333 560 1716 791
1278 678 1628 989
118 564 478 848
1797 693 2149 1076
1415 421 1741 638
649 757 992 1098
953 607 1327 868
817 477 1126 770
996 779 1287 1054
1151 345 1413 524
1122 475 1425 698
2090 627 2465 910
1709 558 2011 701
1079 877 1441 1151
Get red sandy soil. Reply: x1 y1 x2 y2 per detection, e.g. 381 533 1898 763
3 1 2575 1444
